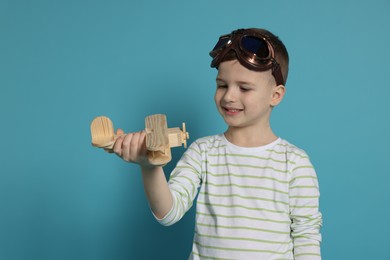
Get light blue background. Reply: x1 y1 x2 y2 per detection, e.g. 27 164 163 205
1 0 389 259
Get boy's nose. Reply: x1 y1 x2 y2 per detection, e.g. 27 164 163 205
223 87 238 102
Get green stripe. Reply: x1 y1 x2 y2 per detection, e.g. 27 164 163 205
209 163 289 173
170 186 193 209
193 254 294 260
182 153 202 168
199 191 289 206
196 211 291 224
196 139 226 150
198 201 288 214
208 153 296 165
275 143 291 148
294 253 321 257
290 185 318 190
172 165 197 175
294 243 320 248
192 251 233 260
195 141 226 150
292 219 322 227
293 234 322 240
171 175 197 197
195 141 209 146
205 181 289 195
171 168 199 180
194 241 291 254
197 137 223 145
207 145 227 150
290 195 319 199
196 231 292 245
290 175 317 184
292 165 314 172
290 215 321 221
290 205 318 209
266 149 308 159
187 146 201 156
206 171 289 184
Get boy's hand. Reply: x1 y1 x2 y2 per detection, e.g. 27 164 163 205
104 128 171 219
111 129 152 168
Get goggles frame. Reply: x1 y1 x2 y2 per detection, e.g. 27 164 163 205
210 29 285 86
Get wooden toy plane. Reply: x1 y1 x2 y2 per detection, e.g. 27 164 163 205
90 114 189 166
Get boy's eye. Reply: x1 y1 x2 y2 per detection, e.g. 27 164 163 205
240 87 250 92
217 85 227 89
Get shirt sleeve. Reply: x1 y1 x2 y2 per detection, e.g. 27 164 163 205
154 141 203 226
289 155 322 259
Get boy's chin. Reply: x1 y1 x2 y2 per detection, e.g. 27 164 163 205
223 119 245 129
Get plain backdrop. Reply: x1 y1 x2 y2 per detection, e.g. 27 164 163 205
1 0 389 259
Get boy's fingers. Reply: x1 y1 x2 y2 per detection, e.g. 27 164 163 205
130 132 142 158
113 134 125 156
121 133 135 160
138 131 148 156
116 128 125 135
110 131 148 163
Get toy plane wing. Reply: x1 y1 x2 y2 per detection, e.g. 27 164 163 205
145 114 172 165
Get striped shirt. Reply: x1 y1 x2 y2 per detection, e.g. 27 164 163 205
156 134 322 260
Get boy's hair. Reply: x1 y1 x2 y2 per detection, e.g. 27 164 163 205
219 28 290 85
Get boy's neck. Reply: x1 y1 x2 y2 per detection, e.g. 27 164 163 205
224 126 278 147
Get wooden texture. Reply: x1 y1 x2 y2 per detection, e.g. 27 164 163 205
145 114 169 152
168 124 188 148
90 114 189 166
145 114 171 165
90 116 116 149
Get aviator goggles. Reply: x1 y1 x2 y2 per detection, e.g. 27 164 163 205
210 29 285 86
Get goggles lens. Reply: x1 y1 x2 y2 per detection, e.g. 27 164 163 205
241 36 269 58
211 33 271 61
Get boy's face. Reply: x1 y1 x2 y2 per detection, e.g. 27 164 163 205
214 60 285 131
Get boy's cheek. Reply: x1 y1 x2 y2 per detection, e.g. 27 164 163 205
214 92 221 106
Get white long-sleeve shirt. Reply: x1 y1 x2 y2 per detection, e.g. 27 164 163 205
156 134 322 259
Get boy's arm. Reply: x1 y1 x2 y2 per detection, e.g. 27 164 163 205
140 165 172 219
290 156 322 259
112 130 173 219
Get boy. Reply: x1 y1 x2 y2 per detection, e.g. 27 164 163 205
112 28 322 259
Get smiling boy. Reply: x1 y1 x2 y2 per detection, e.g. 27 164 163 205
113 28 322 259
215 59 285 147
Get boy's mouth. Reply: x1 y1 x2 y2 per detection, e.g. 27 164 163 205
222 106 243 115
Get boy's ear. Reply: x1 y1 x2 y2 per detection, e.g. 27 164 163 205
270 85 286 107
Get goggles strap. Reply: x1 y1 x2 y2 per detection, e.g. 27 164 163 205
271 62 284 86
